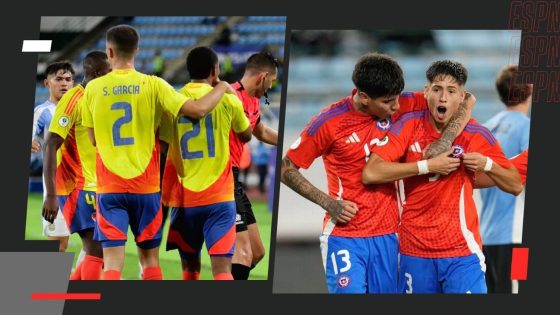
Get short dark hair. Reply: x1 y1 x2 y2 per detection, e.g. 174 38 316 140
84 51 108 66
83 51 109 77
44 61 74 78
245 51 279 74
352 53 404 98
106 24 139 58
496 64 531 106
186 46 218 79
426 60 468 86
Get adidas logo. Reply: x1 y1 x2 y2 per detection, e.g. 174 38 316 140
345 132 361 144
410 141 422 153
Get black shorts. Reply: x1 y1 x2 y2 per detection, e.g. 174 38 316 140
233 167 257 232
483 244 522 293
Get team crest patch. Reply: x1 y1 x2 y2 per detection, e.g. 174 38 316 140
337 274 351 288
450 145 464 158
58 116 70 127
377 118 391 131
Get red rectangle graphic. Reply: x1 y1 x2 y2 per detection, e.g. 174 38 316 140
511 247 529 280
31 293 101 300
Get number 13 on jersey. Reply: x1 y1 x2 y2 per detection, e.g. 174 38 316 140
331 249 352 275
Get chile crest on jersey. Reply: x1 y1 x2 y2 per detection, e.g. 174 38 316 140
377 117 392 131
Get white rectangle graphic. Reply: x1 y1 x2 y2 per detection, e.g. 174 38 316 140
22 40 52 52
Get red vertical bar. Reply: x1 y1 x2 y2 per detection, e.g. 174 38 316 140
511 247 529 280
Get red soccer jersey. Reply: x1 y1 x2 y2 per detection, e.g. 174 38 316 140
511 149 528 185
229 81 261 167
373 111 512 258
286 90 424 237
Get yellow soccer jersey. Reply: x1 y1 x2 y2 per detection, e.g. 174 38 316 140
48 84 96 194
82 69 188 194
161 82 249 207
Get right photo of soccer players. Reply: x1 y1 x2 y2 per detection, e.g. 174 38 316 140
275 30 530 294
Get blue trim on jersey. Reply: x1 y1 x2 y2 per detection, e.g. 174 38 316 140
400 91 414 98
391 110 427 136
465 123 497 145
306 100 350 136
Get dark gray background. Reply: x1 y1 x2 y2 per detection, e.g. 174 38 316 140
0 0 556 314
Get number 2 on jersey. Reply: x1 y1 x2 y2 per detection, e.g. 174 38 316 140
179 114 215 159
111 102 134 146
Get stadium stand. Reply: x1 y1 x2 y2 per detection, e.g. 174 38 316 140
286 30 522 129
34 16 286 105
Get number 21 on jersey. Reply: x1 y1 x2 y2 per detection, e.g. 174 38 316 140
179 114 215 160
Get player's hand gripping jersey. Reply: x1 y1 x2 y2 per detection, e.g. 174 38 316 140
373 111 512 258
286 91 425 237
82 69 188 194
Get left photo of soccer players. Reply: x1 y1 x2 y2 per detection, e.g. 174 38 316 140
27 16 285 280
275 30 530 294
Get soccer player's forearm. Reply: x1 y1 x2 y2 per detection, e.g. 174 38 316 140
263 126 278 145
486 164 523 195
254 123 278 146
362 154 418 184
281 157 337 211
473 172 495 188
43 133 63 197
426 92 473 158
181 83 227 119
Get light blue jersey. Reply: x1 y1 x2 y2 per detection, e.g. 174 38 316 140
32 100 56 143
30 100 56 165
479 110 530 245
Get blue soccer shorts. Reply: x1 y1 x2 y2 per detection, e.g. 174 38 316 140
58 189 96 234
320 233 399 293
398 253 487 294
94 192 163 249
166 201 236 259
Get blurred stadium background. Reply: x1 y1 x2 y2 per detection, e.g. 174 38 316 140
274 29 522 293
27 16 285 280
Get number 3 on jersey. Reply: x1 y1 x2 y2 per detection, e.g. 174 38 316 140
111 102 134 146
179 114 215 160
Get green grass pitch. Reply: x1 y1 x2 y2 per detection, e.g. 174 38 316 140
25 192 271 280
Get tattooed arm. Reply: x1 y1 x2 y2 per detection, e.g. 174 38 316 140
281 156 358 224
424 92 476 158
